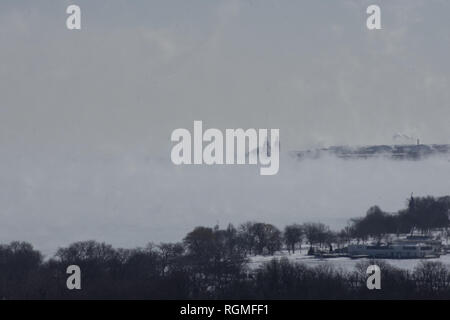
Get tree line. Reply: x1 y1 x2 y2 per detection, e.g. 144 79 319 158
348 195 450 244
1 195 449 299
1 240 450 299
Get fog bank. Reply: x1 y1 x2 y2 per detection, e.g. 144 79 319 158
1 148 449 255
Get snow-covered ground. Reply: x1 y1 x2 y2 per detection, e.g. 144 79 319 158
248 250 450 272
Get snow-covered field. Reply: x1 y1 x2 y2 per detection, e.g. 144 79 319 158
248 250 450 272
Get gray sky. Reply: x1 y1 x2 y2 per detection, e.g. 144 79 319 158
1 0 450 254
2 0 450 150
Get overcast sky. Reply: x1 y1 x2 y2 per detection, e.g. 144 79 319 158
2 0 450 151
1 0 450 254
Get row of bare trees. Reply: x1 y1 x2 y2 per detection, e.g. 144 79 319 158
2 239 450 299
1 195 450 299
347 196 450 244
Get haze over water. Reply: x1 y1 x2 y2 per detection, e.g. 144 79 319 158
2 1 450 256
1 147 449 256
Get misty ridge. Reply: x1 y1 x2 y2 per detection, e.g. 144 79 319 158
1 193 450 299
1 144 450 255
